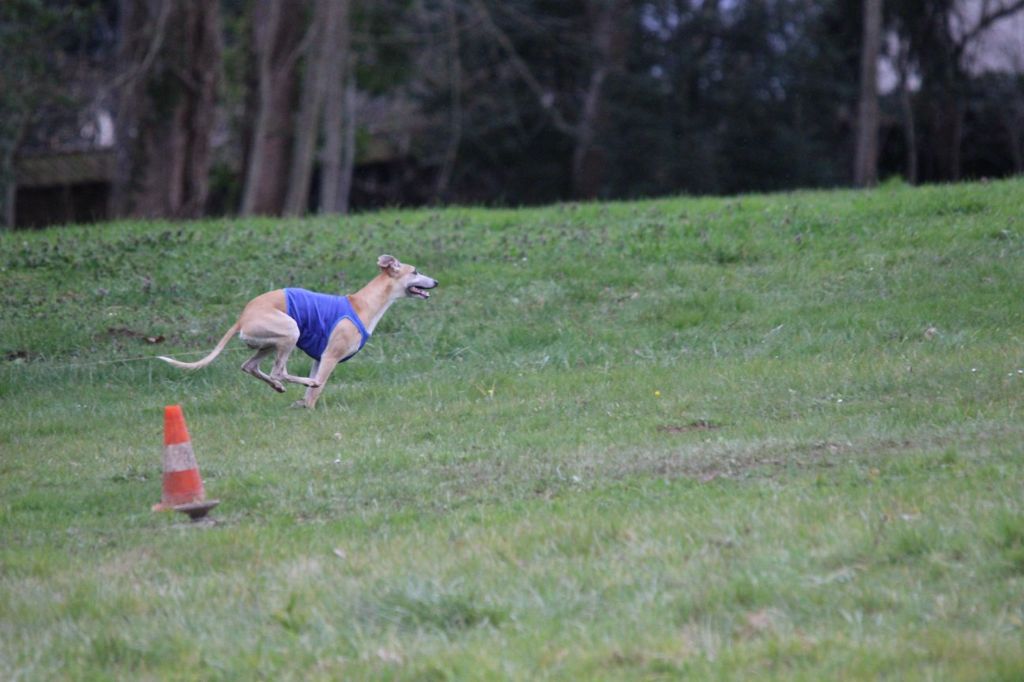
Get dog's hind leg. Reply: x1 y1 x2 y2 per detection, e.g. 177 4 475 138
239 310 318 390
241 346 286 392
268 341 320 388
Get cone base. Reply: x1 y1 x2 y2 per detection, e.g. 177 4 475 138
152 499 220 520
174 499 220 521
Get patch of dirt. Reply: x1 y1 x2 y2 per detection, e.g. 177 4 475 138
667 446 824 481
658 420 721 434
106 327 165 344
595 433 958 486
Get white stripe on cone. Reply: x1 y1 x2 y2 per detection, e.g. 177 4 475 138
163 442 199 473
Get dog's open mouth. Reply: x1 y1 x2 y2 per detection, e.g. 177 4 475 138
407 285 432 299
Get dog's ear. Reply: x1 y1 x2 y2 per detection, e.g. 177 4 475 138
377 254 401 276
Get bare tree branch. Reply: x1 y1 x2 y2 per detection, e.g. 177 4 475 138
110 1 171 92
957 0 1024 52
470 0 576 135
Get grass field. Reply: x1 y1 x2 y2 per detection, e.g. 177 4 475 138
2 179 1024 680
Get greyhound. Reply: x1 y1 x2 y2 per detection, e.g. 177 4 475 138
157 255 437 409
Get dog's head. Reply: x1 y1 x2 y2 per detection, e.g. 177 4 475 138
378 254 438 300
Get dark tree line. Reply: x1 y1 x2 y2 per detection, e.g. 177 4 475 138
2 0 1023 224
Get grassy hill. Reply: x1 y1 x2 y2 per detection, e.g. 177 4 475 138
2 180 1023 679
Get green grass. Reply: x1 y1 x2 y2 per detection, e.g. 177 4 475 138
2 179 1024 680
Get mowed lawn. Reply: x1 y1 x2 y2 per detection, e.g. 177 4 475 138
1 180 1023 680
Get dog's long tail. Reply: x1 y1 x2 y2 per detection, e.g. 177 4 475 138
157 321 241 370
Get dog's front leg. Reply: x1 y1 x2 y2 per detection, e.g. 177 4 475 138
293 322 361 410
291 360 319 408
294 356 340 409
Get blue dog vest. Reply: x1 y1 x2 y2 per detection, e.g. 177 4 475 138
284 288 370 362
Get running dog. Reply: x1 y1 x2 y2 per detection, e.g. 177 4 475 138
157 255 437 409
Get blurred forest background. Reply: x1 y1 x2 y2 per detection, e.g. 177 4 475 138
2 0 1023 228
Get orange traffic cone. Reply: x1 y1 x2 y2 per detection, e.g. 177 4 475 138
152 405 219 520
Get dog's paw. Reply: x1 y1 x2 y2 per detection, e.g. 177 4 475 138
290 399 309 409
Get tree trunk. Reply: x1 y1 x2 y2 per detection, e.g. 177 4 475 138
318 0 353 215
924 93 964 181
2 174 14 228
434 0 462 202
896 41 918 184
113 0 221 219
338 77 357 213
1007 102 1024 174
0 113 28 228
178 2 220 218
240 0 305 216
853 0 882 187
284 0 343 216
571 64 608 199
571 0 628 199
